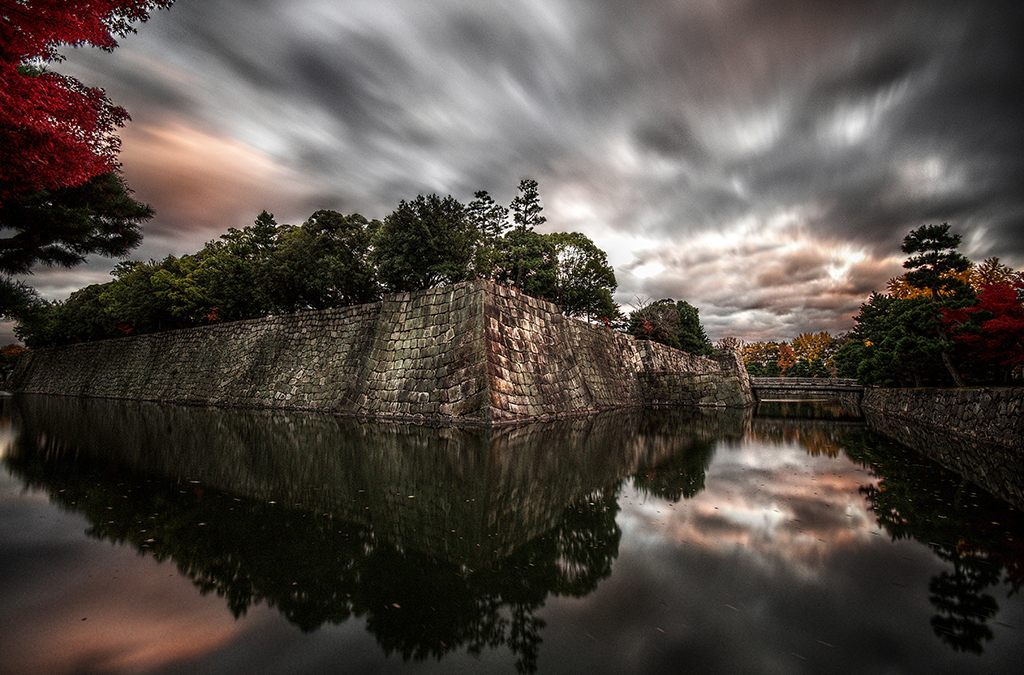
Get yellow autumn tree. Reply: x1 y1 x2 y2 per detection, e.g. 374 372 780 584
887 257 1022 298
791 331 836 363
777 343 797 376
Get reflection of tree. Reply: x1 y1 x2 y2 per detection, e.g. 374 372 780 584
631 441 714 502
626 408 738 503
929 557 999 653
4 395 751 671
752 400 862 457
4 447 621 674
843 428 1023 654
749 421 847 457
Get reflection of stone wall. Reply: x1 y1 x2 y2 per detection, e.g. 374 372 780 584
8 395 749 565
11 281 752 423
862 387 1024 509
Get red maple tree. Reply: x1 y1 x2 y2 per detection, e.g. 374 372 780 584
0 1 173 205
943 281 1024 369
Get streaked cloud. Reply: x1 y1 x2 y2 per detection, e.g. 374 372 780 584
6 0 1022 344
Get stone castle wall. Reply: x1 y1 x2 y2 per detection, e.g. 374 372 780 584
861 387 1022 449
10 283 491 418
10 281 752 423
861 387 1023 508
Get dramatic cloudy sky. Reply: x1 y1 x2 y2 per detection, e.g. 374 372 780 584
8 0 1024 343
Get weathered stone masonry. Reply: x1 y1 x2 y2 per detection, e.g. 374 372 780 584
861 387 1022 450
10 280 753 423
860 386 1024 509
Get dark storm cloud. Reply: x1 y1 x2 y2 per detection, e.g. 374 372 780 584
633 118 708 162
11 0 1022 344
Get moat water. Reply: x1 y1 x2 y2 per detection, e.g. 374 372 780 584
1 395 1021 675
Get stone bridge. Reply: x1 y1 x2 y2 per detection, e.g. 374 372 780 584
751 377 864 415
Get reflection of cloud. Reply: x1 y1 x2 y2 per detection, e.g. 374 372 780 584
540 433 972 674
0 536 255 675
620 440 881 582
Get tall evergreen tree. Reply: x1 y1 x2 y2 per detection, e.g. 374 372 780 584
509 179 546 231
902 224 973 300
901 223 974 386
465 190 508 279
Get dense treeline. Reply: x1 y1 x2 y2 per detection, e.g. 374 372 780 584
742 331 842 378
14 180 627 347
741 224 1024 387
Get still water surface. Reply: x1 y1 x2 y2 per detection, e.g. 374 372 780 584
1 395 1021 675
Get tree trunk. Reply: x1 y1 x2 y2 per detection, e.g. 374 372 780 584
940 348 966 387
931 288 966 387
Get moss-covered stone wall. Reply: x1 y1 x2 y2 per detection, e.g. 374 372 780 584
10 280 752 423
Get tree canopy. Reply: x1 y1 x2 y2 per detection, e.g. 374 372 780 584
743 332 840 378
840 294 948 386
835 224 1022 386
626 298 713 355
371 194 474 293
1 1 174 204
509 178 546 231
465 190 508 279
0 171 149 275
13 180 632 347
1 1 169 321
943 281 1024 383
547 231 618 321
271 210 379 311
901 223 973 301
492 227 558 302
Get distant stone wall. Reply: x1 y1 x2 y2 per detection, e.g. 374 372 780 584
10 280 753 423
636 341 752 408
862 387 1023 508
